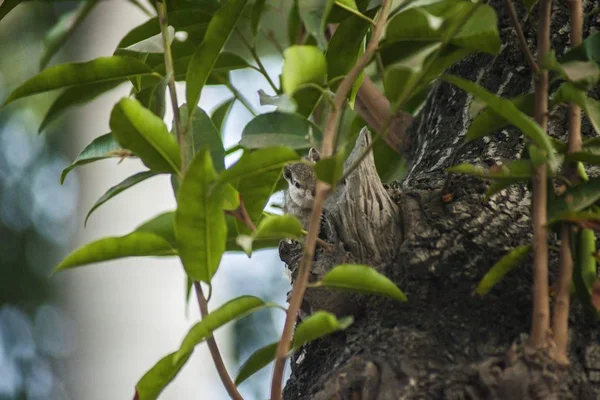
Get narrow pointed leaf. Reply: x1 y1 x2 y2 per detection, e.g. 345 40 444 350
475 245 532 295
110 98 181 174
298 0 334 50
134 351 192 400
318 264 407 302
61 133 131 184
241 214 303 254
175 149 226 282
0 0 20 22
241 112 321 150
250 0 267 38
174 296 275 362
123 26 174 53
40 80 124 133
293 311 353 348
552 82 600 135
548 178 600 220
211 98 234 135
135 78 167 119
186 0 248 115
3 56 153 106
444 75 556 166
235 342 277 385
40 0 97 69
574 229 597 302
85 171 159 226
136 211 176 247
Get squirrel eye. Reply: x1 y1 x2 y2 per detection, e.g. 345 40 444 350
294 181 301 189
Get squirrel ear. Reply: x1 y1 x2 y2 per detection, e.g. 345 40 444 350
308 147 321 162
283 166 292 181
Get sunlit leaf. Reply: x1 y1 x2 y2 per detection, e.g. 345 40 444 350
40 0 97 69
293 311 353 348
282 45 327 116
240 112 321 150
175 149 226 283
53 213 178 273
3 56 153 106
545 51 600 90
110 98 182 174
136 211 176 247
85 171 159 226
239 214 304 254
317 264 407 302
475 245 532 295
186 0 248 116
134 351 192 400
174 296 277 362
61 133 131 184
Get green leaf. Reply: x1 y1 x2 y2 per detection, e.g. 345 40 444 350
251 0 267 38
385 1 500 54
447 160 536 179
238 214 304 254
282 45 327 95
40 0 97 69
186 0 248 116
85 171 159 227
548 178 600 220
235 310 355 384
545 51 600 90
225 216 279 252
174 295 275 362
2 56 153 106
565 150 600 166
287 0 301 47
175 149 226 283
211 98 234 135
575 229 597 294
314 150 346 186
293 311 353 348
177 105 225 171
326 10 370 91
317 264 407 302
384 43 440 104
39 80 124 133
298 0 334 50
219 147 300 233
61 133 130 184
110 97 182 174
522 0 538 13
136 211 176 247
282 45 327 117
241 112 321 150
0 0 20 22
562 32 600 65
135 77 168 119
552 83 600 135
467 93 535 141
53 213 178 273
475 245 532 295
444 75 556 168
134 351 192 400
235 342 277 385
122 26 174 54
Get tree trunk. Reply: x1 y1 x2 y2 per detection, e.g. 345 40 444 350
281 1 600 399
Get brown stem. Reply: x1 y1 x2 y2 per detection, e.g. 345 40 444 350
269 2 392 399
157 2 243 399
529 0 551 350
505 0 540 74
552 0 582 364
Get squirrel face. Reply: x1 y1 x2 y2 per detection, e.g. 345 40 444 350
283 148 321 210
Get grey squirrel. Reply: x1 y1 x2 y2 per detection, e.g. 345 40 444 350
282 147 321 229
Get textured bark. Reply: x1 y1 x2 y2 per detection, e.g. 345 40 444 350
281 1 600 399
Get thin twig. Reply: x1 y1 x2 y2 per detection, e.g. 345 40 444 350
263 30 285 56
552 0 582 365
529 0 551 350
236 28 279 93
157 3 243 399
269 2 392 399
505 0 540 74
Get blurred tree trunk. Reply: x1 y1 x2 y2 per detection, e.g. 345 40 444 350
282 1 600 399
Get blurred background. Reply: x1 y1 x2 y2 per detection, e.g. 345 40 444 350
0 1 290 399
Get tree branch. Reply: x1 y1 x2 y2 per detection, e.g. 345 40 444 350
269 2 393 399
552 0 582 364
157 2 243 399
505 0 540 74
529 0 551 350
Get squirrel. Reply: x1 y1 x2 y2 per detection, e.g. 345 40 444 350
282 147 321 229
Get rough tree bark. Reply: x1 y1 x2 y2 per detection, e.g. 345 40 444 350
280 1 600 399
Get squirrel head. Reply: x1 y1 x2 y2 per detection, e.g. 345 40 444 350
283 148 321 209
